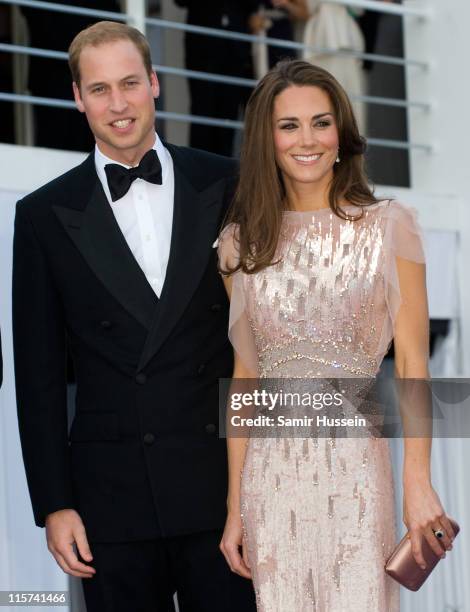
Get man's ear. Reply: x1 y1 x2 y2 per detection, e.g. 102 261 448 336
72 81 85 113
150 71 159 99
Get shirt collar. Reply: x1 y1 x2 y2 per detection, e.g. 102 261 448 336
94 132 169 202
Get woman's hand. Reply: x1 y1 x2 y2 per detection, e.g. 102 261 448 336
219 511 252 579
249 12 270 34
403 478 455 569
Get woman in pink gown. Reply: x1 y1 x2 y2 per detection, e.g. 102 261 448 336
217 60 455 611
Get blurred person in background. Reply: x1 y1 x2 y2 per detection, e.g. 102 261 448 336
301 0 366 133
249 0 309 79
174 0 258 157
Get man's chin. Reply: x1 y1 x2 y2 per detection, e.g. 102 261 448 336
97 135 142 153
94 124 156 157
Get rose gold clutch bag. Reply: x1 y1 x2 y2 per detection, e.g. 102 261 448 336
385 518 460 591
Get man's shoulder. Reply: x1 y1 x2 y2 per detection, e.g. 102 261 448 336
18 154 95 216
164 143 239 190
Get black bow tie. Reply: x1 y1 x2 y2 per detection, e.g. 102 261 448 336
104 149 162 202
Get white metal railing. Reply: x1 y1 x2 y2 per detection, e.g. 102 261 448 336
325 0 430 17
0 0 432 19
0 0 428 68
0 0 125 21
0 0 432 152
0 43 431 110
144 15 427 69
0 91 429 152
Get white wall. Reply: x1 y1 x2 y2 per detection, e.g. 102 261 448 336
405 0 470 380
0 145 85 612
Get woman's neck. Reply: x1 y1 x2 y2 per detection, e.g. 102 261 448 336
284 177 331 212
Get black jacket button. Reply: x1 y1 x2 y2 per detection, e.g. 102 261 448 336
205 423 216 435
100 320 112 329
143 433 155 445
135 373 147 385
210 303 222 312
197 364 206 375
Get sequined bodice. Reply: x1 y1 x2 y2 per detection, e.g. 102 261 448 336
242 204 391 377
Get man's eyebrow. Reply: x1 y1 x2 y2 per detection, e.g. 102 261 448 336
276 112 334 122
85 74 141 90
86 81 106 91
120 74 141 81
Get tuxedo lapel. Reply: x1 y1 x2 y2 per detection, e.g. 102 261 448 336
137 152 225 371
53 157 158 330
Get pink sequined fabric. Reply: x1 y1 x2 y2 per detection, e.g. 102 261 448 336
218 201 425 611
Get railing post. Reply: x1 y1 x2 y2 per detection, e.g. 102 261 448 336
11 6 33 146
124 0 146 34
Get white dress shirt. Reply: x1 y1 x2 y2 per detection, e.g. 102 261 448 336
95 133 174 298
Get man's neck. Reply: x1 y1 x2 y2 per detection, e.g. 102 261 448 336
96 133 157 167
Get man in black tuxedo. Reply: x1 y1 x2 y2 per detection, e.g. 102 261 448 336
12 21 255 612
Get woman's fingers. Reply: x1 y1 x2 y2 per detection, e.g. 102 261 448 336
220 538 251 579
409 524 450 570
227 542 251 579
431 522 453 551
242 539 252 578
439 515 456 543
220 537 239 571
423 526 446 558
242 538 251 569
409 529 427 569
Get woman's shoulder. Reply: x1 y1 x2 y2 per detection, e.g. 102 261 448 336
375 200 425 263
216 223 241 271
216 222 240 251
218 221 239 240
374 198 416 214
359 199 420 226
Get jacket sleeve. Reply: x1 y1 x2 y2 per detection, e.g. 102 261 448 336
222 160 239 215
12 201 74 527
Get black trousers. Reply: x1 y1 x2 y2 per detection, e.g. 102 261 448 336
81 529 256 612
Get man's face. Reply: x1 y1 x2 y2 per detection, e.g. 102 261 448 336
73 39 159 165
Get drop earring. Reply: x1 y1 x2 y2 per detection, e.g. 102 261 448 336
336 150 341 163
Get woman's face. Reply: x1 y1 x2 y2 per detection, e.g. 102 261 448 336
272 85 340 190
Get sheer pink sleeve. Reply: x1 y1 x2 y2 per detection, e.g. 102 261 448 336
377 201 427 361
217 224 259 376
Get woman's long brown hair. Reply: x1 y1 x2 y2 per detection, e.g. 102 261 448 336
222 59 378 275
